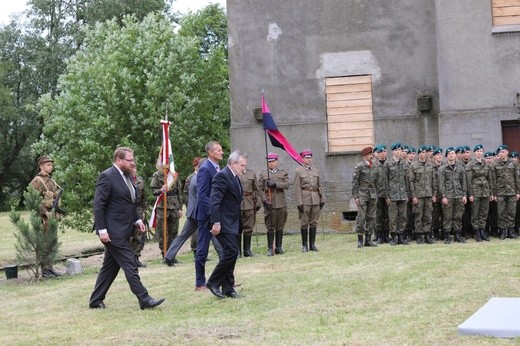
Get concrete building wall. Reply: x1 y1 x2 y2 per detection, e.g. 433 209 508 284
227 0 520 231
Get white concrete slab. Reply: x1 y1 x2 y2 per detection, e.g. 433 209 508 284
458 297 520 338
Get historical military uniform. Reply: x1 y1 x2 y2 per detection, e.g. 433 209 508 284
294 149 325 252
130 175 147 266
373 145 390 243
150 171 183 257
438 147 467 244
382 142 410 245
239 168 261 257
409 145 436 244
492 145 519 239
259 153 289 256
30 155 63 278
465 145 493 241
352 146 378 248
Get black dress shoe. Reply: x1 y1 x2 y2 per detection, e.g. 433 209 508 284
89 302 106 309
226 291 242 298
205 283 225 298
163 258 175 267
48 269 62 276
140 298 165 310
136 259 146 268
41 269 55 278
173 258 181 264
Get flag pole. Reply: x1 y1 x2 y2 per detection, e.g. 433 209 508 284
262 94 274 253
162 114 168 257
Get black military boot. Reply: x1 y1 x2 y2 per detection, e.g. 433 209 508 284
444 231 451 244
416 234 424 244
236 234 242 258
275 230 285 254
357 235 364 248
267 230 275 256
425 233 434 244
454 231 466 243
398 233 409 245
364 233 377 247
243 234 254 257
376 231 384 244
499 228 507 240
508 227 518 239
474 227 482 242
390 233 398 246
480 228 490 241
309 227 319 251
301 228 309 252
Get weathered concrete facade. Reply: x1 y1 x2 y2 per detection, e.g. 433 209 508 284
227 0 520 232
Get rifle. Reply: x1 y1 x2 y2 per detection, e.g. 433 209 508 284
51 188 67 215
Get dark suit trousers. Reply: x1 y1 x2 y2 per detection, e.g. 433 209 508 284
166 217 223 261
89 238 150 306
207 232 239 295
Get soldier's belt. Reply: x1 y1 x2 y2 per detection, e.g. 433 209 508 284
244 192 253 197
301 187 320 192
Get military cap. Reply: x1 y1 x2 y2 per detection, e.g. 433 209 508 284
497 144 508 152
510 151 519 158
455 146 463 153
300 149 313 158
463 145 471 152
361 146 373 156
266 152 278 161
433 148 443 156
473 144 483 151
374 144 386 153
408 146 416 153
484 151 494 158
428 145 436 152
401 144 409 152
37 155 54 166
390 141 401 151
418 145 429 153
445 147 456 156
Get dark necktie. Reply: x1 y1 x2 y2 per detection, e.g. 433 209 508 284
124 175 136 202
235 176 242 196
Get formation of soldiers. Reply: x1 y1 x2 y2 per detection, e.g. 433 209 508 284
352 142 520 248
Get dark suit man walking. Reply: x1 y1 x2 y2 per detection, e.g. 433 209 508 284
89 147 165 310
194 141 224 290
206 150 247 299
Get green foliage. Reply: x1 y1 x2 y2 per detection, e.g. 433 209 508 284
10 186 60 277
36 11 229 231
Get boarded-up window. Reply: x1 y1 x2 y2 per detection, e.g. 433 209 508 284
491 0 520 33
326 75 374 153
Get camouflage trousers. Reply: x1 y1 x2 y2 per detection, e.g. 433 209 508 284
355 197 377 236
442 198 464 232
130 226 146 257
431 200 443 231
412 198 433 234
470 197 490 230
388 200 407 234
155 210 179 256
376 197 389 233
496 195 517 229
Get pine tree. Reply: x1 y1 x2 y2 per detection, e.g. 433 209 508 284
10 186 60 278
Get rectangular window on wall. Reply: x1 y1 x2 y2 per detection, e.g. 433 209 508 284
491 0 520 33
326 75 374 153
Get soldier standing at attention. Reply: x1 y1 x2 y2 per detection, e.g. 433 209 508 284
465 144 493 242
259 153 289 256
431 148 444 241
383 142 410 245
239 167 261 257
438 147 467 244
131 167 148 267
30 155 64 278
404 146 416 241
492 144 520 240
373 144 390 243
485 151 499 237
294 149 325 252
352 147 378 248
150 170 184 259
409 145 436 244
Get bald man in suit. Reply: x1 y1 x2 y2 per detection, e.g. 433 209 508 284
89 147 165 310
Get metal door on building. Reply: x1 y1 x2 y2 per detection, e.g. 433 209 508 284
502 121 520 153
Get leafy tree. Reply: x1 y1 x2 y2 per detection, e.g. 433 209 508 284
37 11 229 231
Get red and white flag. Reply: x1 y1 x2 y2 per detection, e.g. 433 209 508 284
149 119 178 228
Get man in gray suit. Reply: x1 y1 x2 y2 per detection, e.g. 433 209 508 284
163 158 223 265
89 147 165 310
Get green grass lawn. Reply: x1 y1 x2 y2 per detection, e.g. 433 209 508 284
1 211 519 345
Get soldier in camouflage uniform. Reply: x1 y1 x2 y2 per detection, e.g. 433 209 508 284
465 144 493 242
404 146 416 241
150 170 184 258
409 145 436 244
294 149 325 252
259 153 289 256
30 155 64 278
438 147 467 244
239 168 261 257
484 152 498 237
352 146 378 248
492 144 520 239
131 167 148 267
383 142 410 245
431 148 444 240
373 145 390 243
